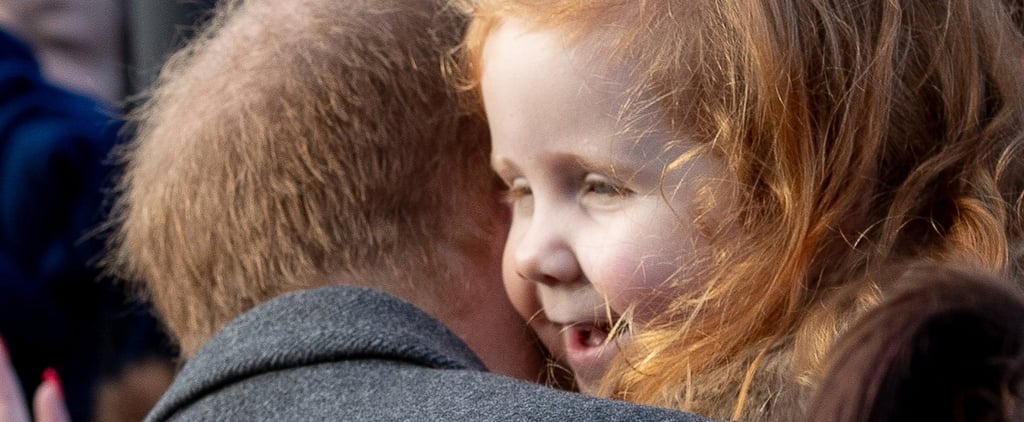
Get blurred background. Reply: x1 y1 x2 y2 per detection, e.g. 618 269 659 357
0 1 217 420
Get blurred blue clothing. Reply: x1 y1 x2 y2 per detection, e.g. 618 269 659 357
0 28 168 421
0 30 119 276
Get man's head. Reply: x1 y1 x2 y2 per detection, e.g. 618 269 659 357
110 0 541 378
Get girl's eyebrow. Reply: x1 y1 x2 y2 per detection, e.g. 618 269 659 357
572 153 647 180
572 153 618 170
492 150 652 182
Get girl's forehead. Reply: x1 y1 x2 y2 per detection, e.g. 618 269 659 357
484 17 628 80
484 21 649 117
483 18 692 161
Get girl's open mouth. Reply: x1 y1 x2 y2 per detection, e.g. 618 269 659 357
568 322 611 349
559 321 628 394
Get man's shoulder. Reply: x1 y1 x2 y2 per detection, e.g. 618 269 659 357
171 357 710 421
148 286 712 421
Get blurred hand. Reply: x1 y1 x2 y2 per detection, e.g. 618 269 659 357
0 337 30 422
0 338 70 422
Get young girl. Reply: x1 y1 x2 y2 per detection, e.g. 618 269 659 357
459 0 1024 419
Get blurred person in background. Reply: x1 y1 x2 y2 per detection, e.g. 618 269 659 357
0 0 125 105
0 0 215 420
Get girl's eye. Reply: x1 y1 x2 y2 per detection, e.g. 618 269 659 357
502 178 532 205
583 175 631 197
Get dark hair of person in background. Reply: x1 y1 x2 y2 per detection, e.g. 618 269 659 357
808 264 1024 422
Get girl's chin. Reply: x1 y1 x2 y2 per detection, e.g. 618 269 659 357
572 372 604 396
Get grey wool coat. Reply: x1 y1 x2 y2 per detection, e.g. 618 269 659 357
144 286 713 421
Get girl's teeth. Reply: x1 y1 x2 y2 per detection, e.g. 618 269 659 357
583 326 609 347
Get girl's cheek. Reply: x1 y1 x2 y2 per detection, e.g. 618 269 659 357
502 245 537 321
503 276 538 321
592 250 678 322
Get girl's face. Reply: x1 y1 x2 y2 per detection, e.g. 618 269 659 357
481 19 726 394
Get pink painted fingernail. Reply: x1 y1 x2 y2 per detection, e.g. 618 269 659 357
42 368 64 399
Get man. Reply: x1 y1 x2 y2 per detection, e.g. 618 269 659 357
10 0 711 420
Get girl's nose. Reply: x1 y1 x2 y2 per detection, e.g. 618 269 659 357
512 221 582 286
